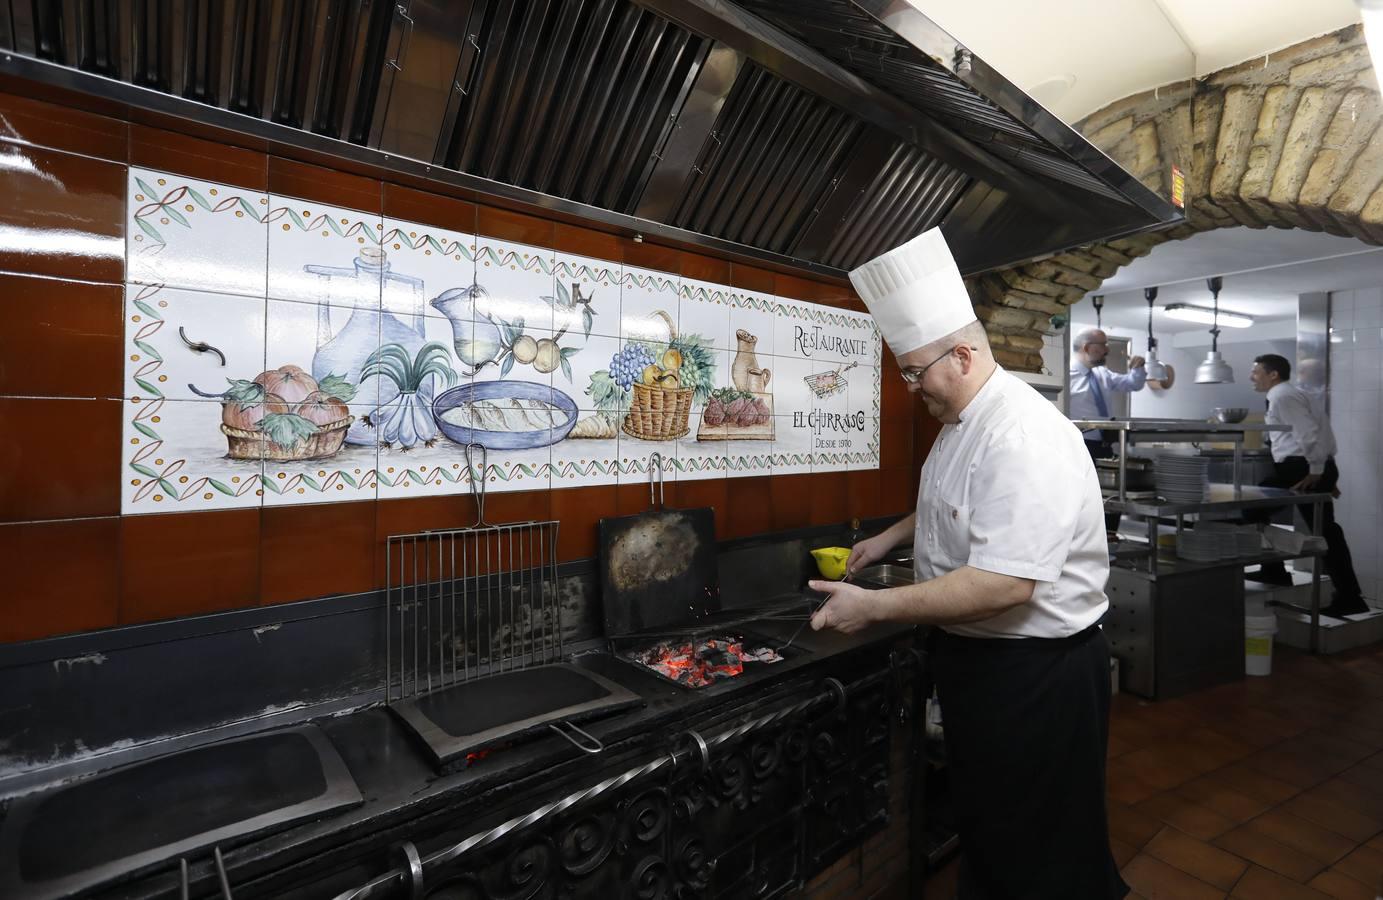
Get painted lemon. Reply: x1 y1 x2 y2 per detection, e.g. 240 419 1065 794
512 334 538 364
533 338 561 374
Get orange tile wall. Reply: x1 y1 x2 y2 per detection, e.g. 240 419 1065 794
0 89 928 644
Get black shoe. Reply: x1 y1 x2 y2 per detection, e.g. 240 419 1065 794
1322 596 1369 617
1246 568 1294 587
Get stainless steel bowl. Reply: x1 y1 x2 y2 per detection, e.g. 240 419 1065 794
1213 407 1248 423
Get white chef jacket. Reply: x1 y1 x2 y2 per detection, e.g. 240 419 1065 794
916 367 1111 639
1068 362 1146 441
1265 381 1336 474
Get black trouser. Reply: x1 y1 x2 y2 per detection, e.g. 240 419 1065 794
933 624 1128 900
1085 440 1122 533
1254 456 1363 601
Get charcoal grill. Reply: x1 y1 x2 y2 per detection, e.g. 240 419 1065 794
599 454 807 689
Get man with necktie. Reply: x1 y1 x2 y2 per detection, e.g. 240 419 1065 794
1068 328 1147 461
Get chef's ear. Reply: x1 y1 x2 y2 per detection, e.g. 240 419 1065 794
954 343 977 374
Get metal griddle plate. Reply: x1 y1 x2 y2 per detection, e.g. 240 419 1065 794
389 663 642 770
599 506 720 638
0 724 362 900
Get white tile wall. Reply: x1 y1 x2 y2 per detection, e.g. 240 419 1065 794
122 168 882 516
1330 288 1383 602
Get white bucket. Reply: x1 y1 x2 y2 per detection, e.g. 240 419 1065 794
1245 614 1277 676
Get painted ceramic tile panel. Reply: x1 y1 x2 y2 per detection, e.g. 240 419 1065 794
122 398 264 513
768 354 815 476
125 284 266 405
620 265 680 344
679 277 732 353
729 289 777 358
473 236 555 333
553 253 620 339
122 168 880 517
262 403 379 507
127 168 268 299
673 346 732 482
267 195 384 306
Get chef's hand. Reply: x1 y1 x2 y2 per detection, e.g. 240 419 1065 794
846 536 887 577
807 580 875 634
1293 473 1323 491
1129 355 1146 370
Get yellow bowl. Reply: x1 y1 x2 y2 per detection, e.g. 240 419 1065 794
811 547 850 580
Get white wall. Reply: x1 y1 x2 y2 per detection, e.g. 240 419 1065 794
1129 339 1295 421
1328 288 1383 602
1067 320 1290 420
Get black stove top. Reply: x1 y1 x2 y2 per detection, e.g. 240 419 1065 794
0 724 361 900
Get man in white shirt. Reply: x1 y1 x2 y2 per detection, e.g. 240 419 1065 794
1249 354 1365 616
1069 328 1147 460
812 228 1127 899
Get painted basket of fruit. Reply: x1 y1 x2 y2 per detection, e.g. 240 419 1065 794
222 418 353 461
194 365 357 462
623 380 694 441
576 310 716 442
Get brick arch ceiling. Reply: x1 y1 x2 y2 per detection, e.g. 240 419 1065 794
967 25 1380 372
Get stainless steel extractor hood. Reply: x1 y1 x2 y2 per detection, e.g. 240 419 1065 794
0 0 1182 277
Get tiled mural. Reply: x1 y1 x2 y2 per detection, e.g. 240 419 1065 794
122 168 881 514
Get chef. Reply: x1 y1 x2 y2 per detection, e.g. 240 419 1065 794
810 228 1126 899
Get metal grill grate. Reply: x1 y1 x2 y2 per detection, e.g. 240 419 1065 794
385 446 562 703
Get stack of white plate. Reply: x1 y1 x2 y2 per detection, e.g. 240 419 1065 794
1237 529 1262 555
1154 456 1210 504
1176 531 1222 561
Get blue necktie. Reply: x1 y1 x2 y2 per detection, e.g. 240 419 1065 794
1088 370 1109 418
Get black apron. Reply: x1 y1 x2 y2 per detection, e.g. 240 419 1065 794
932 623 1128 900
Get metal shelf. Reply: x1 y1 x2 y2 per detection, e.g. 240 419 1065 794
1107 484 1334 517
1112 549 1325 581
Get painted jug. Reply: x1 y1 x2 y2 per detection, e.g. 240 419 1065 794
308 246 426 445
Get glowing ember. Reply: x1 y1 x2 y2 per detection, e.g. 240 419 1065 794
628 635 783 688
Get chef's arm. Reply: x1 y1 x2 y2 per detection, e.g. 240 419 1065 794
868 565 1035 625
874 513 917 553
847 513 916 574
808 566 1034 633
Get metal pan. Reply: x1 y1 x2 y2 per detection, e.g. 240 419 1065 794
598 452 720 639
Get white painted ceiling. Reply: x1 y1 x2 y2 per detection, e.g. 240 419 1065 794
1074 227 1383 337
910 0 1362 122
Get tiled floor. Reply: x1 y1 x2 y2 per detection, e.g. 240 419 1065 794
928 641 1383 898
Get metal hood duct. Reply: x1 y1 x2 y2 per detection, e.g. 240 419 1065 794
0 0 1181 277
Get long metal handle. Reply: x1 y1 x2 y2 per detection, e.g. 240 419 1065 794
548 720 604 754
649 451 664 509
214 846 234 899
386 3 415 71
465 443 488 526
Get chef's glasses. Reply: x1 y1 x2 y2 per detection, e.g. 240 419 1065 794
899 345 976 384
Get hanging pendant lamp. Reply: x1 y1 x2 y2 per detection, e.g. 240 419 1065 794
1143 286 1168 382
1091 294 1104 329
1194 276 1234 384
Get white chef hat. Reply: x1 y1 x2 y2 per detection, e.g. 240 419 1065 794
848 227 977 357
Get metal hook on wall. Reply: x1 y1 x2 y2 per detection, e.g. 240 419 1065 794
178 327 226 366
